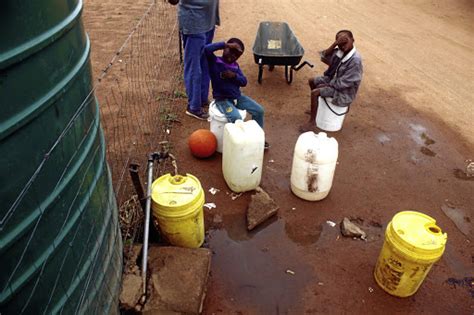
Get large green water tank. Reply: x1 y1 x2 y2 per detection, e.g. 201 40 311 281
0 0 123 313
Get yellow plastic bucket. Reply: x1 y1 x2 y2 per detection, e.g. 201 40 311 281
374 211 447 297
151 173 205 248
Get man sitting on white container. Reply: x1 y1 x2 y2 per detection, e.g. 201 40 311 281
300 30 363 133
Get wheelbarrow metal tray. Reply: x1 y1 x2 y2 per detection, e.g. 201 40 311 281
252 21 305 66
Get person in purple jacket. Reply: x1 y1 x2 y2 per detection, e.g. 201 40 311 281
204 38 269 149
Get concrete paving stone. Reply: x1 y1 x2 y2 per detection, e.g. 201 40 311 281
144 246 211 314
340 217 367 239
247 187 279 230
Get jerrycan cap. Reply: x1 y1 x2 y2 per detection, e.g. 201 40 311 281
151 173 203 211
390 210 447 253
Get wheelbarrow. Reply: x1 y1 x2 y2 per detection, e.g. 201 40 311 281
252 21 313 84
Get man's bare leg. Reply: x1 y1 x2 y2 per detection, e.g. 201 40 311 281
299 89 320 133
309 90 319 123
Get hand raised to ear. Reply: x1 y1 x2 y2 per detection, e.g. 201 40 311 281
335 34 349 46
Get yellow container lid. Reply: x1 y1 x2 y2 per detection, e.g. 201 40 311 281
389 211 447 258
151 173 204 217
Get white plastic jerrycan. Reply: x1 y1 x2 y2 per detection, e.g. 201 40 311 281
208 101 247 153
222 119 264 192
290 131 338 201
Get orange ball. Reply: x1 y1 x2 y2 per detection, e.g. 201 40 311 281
188 129 217 158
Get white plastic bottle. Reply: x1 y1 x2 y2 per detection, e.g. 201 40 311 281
222 120 264 192
290 132 338 201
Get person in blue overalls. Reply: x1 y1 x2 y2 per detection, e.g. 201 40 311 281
168 0 220 120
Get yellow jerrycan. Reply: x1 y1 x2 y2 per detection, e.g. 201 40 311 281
151 173 205 248
374 211 447 297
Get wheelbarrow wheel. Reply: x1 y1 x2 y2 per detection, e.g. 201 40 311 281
258 64 263 84
285 65 293 84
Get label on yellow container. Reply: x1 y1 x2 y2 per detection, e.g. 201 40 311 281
374 211 447 297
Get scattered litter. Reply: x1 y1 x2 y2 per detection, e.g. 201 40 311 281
286 269 295 275
336 235 340 241
208 187 220 195
166 129 170 134
203 203 216 210
326 220 336 227
291 207 296 211
340 217 367 240
268 159 275 163
118 59 123 63
368 287 374 293
247 187 279 230
318 282 324 286
230 192 243 200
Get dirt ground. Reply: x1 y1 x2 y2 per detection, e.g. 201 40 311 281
83 0 473 314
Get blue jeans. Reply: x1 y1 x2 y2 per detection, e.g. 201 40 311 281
215 95 265 128
182 29 215 112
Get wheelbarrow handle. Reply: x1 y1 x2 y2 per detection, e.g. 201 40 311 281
293 61 314 71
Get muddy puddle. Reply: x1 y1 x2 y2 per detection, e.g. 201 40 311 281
205 214 330 314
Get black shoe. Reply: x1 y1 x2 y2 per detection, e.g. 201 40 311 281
264 141 270 150
185 109 209 120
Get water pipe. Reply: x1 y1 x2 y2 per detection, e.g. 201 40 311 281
141 149 170 301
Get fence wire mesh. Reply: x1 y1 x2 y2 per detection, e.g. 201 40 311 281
90 0 183 273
